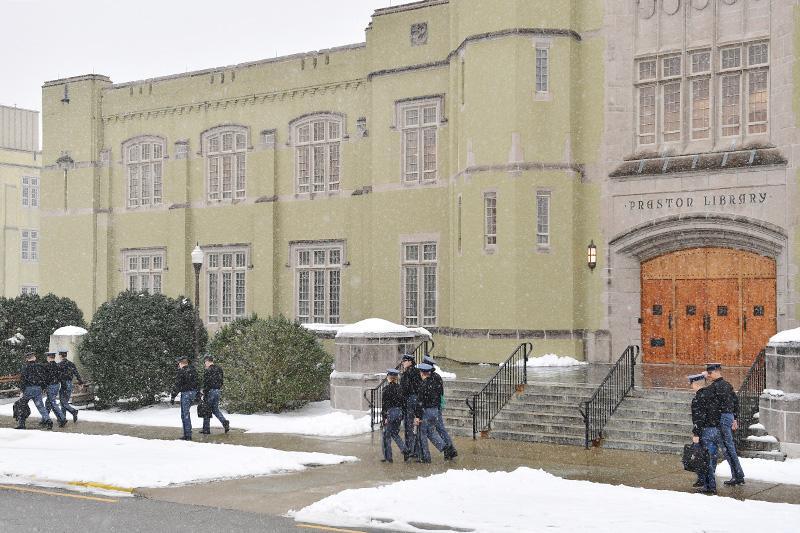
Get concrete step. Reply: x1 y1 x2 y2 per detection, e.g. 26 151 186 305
613 407 690 422
604 418 692 433
601 437 683 455
740 439 782 452
491 420 586 436
489 429 586 447
602 427 689 445
628 389 695 401
740 449 787 461
512 393 593 405
494 410 584 426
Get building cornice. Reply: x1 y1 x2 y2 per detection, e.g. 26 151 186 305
372 0 448 17
42 74 112 88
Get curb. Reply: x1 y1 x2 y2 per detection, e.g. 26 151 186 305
68 481 134 493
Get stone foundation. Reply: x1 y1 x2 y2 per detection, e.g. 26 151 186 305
760 341 800 457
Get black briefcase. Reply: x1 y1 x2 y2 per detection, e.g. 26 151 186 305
197 400 211 418
682 443 709 474
13 398 30 421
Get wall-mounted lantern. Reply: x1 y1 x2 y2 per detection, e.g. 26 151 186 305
587 241 597 270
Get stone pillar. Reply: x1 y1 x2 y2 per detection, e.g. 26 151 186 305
49 326 89 381
329 319 428 411
760 337 800 457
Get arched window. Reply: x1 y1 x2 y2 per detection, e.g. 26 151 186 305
292 114 342 194
124 136 165 207
203 126 248 200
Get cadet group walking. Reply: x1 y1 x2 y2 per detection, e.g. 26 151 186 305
15 351 82 430
170 354 231 441
381 354 457 464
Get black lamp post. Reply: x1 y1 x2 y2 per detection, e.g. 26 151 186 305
191 243 203 360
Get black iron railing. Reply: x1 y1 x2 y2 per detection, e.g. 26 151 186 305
578 345 639 449
465 342 532 439
363 339 434 431
735 349 766 448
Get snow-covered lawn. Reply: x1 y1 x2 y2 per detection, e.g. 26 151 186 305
0 429 356 490
517 354 587 367
292 468 800 533
738 457 800 486
0 400 370 437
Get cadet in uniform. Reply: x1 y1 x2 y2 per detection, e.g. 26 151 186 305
43 352 68 427
705 363 745 486
57 350 83 422
688 373 706 488
200 354 229 435
16 352 51 429
400 354 421 452
381 368 409 463
422 355 457 459
413 363 449 463
691 372 723 495
170 355 199 440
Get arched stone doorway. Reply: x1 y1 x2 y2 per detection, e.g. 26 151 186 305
641 248 776 366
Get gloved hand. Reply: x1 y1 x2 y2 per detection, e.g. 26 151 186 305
170 395 176 406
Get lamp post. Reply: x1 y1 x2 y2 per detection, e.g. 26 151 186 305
56 154 74 211
191 243 203 360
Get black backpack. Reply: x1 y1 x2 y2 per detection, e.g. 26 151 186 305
13 398 31 421
682 443 709 474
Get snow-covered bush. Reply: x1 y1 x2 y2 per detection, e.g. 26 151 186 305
80 291 207 408
209 315 332 413
0 293 86 356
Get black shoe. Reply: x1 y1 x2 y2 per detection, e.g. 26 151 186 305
200 429 210 435
380 458 393 463
179 436 192 441
694 488 716 495
223 420 230 433
419 459 431 464
14 424 25 430
58 419 67 428
43 420 53 430
73 412 78 423
724 478 745 486
692 480 704 488
403 450 411 462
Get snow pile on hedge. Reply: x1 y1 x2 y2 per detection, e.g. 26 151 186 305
52 325 88 336
515 354 587 367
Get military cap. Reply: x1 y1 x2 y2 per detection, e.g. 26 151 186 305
688 373 705 384
705 363 722 372
175 355 189 363
387 368 400 376
417 363 433 372
24 352 36 361
401 354 415 362
422 355 436 366
203 354 214 362
45 352 57 358
58 350 68 355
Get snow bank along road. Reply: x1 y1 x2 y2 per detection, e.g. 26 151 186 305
293 468 800 533
0 429 357 489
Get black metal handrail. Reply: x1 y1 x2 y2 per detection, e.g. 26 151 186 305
578 345 639 449
735 349 766 448
465 342 532 439
363 339 434 431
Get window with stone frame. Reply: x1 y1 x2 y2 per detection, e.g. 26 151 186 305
204 126 247 201
21 229 37 261
293 115 342 194
20 285 38 296
123 249 165 294
402 242 437 327
535 45 549 94
536 191 550 247
484 192 497 248
293 242 343 324
124 137 165 208
206 247 248 323
21 176 39 208
398 98 440 184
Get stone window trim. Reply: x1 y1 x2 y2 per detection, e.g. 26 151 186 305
20 285 38 296
202 244 251 325
395 96 443 186
534 39 552 101
391 94 447 128
200 125 250 202
483 189 498 254
289 113 345 195
260 129 277 148
122 248 166 295
536 189 551 250
290 240 345 325
174 139 189 160
122 135 167 209
21 176 39 208
401 239 438 328
288 112 348 142
99 149 111 168
20 229 38 262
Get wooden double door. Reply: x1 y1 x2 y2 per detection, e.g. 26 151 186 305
641 248 776 366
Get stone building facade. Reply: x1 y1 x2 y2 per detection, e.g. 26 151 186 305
39 0 799 365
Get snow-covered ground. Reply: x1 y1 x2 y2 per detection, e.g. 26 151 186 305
738 457 800 486
0 400 370 437
293 467 800 533
0 429 356 490
517 354 587 367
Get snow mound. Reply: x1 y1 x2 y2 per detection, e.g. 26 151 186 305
749 423 765 430
434 365 456 380
764 389 786 397
52 325 88 336
292 467 800 533
769 327 800 344
0 429 356 489
516 354 587 367
335 318 430 339
747 435 778 443
739 457 800 486
302 323 346 334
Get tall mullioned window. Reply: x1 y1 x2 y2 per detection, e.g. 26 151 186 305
293 115 342 194
484 192 497 248
123 249 165 294
536 191 550 247
402 242 437 327
125 137 164 207
206 248 248 323
21 230 38 261
399 98 440 184
535 45 549 94
20 286 38 296
204 126 247 201
294 243 343 324
21 176 39 207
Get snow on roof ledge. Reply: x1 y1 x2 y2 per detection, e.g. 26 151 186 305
52 325 88 336
769 327 800 345
335 318 431 339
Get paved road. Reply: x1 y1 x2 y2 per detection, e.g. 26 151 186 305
0 484 368 533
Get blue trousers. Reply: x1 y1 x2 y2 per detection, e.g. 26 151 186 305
382 407 407 461
45 384 66 423
434 407 453 448
403 395 417 450
202 389 228 432
22 386 49 423
701 426 724 492
180 390 197 438
419 407 446 462
720 413 745 481
59 380 78 416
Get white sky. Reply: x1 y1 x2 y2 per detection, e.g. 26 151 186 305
1 0 393 113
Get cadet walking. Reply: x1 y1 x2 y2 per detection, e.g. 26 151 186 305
381 368 409 463
200 355 229 435
171 355 199 440
691 372 723 495
44 352 68 427
705 363 746 485
57 350 83 423
422 355 457 459
400 354 421 453
414 363 449 463
16 352 51 430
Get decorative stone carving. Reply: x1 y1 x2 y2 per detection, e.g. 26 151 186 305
721 0 738 5
691 0 710 9
663 0 681 15
410 23 428 46
638 0 656 20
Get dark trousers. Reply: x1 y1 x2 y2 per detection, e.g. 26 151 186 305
22 385 49 423
202 389 228 431
403 395 417 450
720 413 745 481
59 380 78 416
180 390 197 438
433 407 453 449
701 426 723 491
418 407 446 462
45 384 66 423
382 407 406 461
